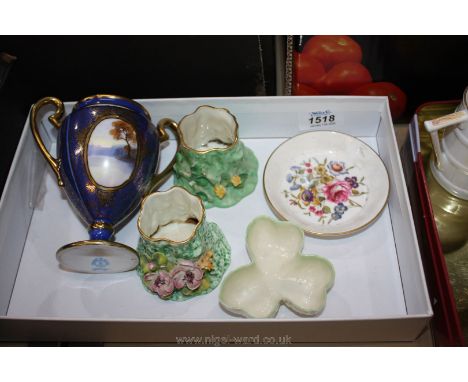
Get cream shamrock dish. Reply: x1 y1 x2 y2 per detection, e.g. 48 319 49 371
219 216 335 318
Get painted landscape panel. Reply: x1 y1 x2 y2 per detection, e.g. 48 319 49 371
87 118 138 187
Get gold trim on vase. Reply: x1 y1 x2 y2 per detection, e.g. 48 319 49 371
137 186 206 245
262 130 391 238
160 105 240 155
56 239 139 274
56 239 138 255
146 118 181 195
74 94 152 121
30 96 65 187
89 221 115 233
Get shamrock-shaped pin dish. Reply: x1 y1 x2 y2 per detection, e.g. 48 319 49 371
219 216 335 318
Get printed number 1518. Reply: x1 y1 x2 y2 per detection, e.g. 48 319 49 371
309 115 335 124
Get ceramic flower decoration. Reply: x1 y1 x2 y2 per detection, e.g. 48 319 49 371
171 260 205 290
219 216 335 318
137 187 231 301
172 105 258 208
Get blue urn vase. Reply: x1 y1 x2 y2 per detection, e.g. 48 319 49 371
30 95 179 273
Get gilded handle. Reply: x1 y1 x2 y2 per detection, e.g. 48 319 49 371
147 118 181 194
30 97 65 186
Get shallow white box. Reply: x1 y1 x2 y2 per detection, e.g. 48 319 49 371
0 96 432 343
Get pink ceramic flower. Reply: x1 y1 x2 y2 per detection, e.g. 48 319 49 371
323 180 352 203
171 260 204 290
147 262 157 271
144 270 174 298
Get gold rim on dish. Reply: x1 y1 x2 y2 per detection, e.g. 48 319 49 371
262 130 390 238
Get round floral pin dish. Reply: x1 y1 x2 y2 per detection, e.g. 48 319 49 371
263 131 389 237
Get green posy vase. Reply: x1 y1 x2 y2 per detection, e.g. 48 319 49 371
160 105 259 208
137 187 231 301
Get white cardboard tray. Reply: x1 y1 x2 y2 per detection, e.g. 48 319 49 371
0 96 432 343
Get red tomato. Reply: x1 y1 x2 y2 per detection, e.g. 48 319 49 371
302 36 362 70
315 62 372 95
294 52 326 86
293 83 321 96
351 82 407 119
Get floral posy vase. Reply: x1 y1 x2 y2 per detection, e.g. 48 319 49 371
137 187 231 301
163 105 258 208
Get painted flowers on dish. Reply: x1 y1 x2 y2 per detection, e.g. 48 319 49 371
283 158 367 224
323 180 352 203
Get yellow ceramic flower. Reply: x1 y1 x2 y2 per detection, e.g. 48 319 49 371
231 175 242 187
214 184 226 199
197 250 214 271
